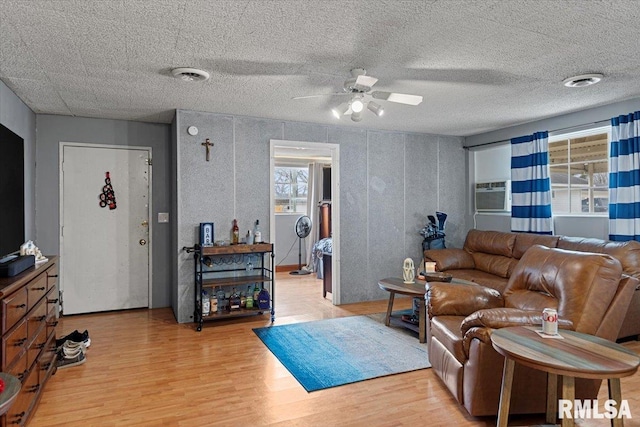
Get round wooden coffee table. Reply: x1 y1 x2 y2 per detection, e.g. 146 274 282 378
378 278 430 343
491 326 640 427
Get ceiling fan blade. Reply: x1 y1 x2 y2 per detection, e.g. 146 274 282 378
292 93 351 100
371 91 423 105
355 75 378 89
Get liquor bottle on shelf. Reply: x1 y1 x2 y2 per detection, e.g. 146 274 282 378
210 290 218 313
245 285 254 309
254 220 262 243
231 219 239 245
253 283 261 303
229 288 241 311
216 287 225 313
202 289 210 316
240 291 246 308
246 255 254 273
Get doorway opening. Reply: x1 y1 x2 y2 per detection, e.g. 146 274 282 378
269 140 340 305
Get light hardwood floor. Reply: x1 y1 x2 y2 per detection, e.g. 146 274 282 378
30 273 640 426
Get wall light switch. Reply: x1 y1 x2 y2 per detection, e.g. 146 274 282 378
158 212 169 223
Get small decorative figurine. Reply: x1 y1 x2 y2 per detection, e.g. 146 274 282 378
403 258 415 284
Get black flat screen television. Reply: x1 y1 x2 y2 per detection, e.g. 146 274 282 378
0 123 25 259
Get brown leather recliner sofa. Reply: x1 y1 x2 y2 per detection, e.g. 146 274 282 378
427 244 638 417
424 229 640 340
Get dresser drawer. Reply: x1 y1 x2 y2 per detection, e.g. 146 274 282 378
5 364 38 426
5 350 28 382
46 265 58 291
26 272 47 312
38 334 57 381
27 299 47 343
2 319 27 368
27 322 47 368
2 288 28 332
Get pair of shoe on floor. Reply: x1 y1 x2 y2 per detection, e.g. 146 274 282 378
56 330 90 369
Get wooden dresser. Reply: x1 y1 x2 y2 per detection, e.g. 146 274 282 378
0 257 58 426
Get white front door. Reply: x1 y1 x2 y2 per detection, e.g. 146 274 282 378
60 144 151 315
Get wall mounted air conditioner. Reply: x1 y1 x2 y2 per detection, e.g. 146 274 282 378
475 180 511 212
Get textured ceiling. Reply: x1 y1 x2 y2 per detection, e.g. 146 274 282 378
2 0 640 136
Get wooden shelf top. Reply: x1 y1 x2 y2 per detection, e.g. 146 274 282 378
200 243 273 256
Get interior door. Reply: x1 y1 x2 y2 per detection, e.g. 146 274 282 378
61 144 150 315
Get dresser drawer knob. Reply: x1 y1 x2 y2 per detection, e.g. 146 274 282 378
48 298 59 304
32 286 46 291
47 320 59 327
14 337 26 346
34 315 46 322
11 411 25 424
29 384 40 393
47 274 58 278
15 303 26 308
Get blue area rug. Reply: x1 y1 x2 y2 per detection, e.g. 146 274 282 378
253 313 430 392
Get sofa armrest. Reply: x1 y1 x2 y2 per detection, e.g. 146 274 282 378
424 248 475 271
461 307 574 335
427 282 503 318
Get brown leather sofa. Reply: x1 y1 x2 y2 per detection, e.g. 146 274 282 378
424 229 640 340
427 245 638 417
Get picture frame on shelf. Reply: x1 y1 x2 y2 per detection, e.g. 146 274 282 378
199 222 214 247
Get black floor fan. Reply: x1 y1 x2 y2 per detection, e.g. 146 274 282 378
290 215 312 275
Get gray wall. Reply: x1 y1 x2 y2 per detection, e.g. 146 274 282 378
173 109 467 323
35 115 173 309
0 80 36 242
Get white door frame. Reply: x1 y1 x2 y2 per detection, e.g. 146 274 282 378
58 142 154 311
270 139 340 305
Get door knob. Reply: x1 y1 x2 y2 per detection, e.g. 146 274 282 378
139 239 147 246
141 220 148 227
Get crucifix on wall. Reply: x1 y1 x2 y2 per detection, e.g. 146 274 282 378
201 138 214 161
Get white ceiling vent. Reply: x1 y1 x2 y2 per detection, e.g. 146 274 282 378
562 73 603 88
171 67 210 82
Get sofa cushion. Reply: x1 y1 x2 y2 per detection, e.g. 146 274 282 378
429 315 467 364
558 236 640 277
513 233 560 259
424 248 474 271
464 229 516 258
448 269 510 294
471 252 512 279
503 245 622 335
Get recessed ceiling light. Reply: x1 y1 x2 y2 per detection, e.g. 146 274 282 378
562 73 603 88
171 67 210 82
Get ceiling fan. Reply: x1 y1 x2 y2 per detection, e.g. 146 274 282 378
293 68 423 122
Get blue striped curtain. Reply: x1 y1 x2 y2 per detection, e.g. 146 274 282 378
511 131 553 234
609 111 640 241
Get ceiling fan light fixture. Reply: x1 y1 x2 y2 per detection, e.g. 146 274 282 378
367 101 384 117
331 103 349 119
171 67 210 82
351 110 362 122
563 73 603 88
351 98 364 113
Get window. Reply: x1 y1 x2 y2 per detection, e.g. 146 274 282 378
274 166 308 213
549 127 610 214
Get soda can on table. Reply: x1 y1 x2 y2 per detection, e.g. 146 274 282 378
542 308 558 335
